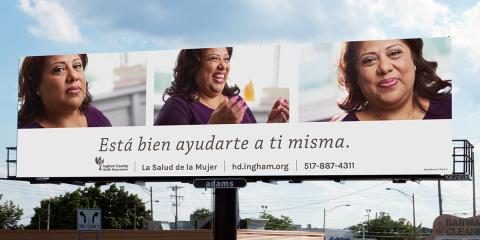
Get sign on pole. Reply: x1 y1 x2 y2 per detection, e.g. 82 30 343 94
77 208 102 231
193 178 247 188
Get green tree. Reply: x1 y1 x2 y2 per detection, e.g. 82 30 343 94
260 213 296 230
28 184 150 229
191 208 212 220
349 212 420 240
0 194 23 229
190 208 212 229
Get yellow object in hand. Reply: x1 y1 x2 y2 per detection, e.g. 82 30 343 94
243 79 255 102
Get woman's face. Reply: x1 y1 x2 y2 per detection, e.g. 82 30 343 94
355 40 416 109
38 55 87 113
195 48 230 98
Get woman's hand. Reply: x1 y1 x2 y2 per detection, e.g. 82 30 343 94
208 96 246 124
267 98 289 123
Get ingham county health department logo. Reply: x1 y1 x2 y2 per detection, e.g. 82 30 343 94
95 157 105 170
94 156 129 172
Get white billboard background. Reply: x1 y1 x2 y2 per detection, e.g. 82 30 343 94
17 120 451 177
16 40 452 178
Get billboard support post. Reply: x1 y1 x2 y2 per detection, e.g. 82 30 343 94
214 188 237 240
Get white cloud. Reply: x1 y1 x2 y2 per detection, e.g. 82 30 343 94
344 0 452 35
246 0 293 18
383 0 452 33
337 0 480 81
342 0 480 73
18 0 84 44
450 2 480 70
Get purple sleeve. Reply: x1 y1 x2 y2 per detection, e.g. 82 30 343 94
85 106 112 127
243 106 257 123
154 97 192 125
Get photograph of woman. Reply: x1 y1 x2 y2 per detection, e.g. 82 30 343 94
18 54 111 128
154 47 289 125
337 38 451 121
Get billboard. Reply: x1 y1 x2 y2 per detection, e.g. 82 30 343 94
16 37 452 179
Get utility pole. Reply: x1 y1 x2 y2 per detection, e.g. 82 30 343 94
473 155 476 217
169 185 184 229
366 209 371 222
47 203 50 230
438 180 443 215
134 202 137 230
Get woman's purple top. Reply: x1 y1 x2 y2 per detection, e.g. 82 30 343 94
21 106 112 128
154 95 257 125
342 95 452 121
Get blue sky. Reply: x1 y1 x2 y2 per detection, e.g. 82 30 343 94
1 0 480 231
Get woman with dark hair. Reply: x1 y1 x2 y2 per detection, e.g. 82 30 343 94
18 54 111 128
337 38 451 121
154 47 289 125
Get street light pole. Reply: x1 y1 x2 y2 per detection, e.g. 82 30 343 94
150 186 153 220
137 184 155 221
413 193 416 240
323 204 350 233
362 223 365 240
386 188 416 240
261 205 268 216
323 208 326 233
144 199 160 226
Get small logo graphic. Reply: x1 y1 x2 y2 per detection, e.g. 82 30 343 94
95 156 104 170
94 157 128 172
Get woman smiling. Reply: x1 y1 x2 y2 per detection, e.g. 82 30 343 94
154 47 289 125
337 38 451 121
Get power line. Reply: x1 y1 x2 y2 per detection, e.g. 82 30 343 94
241 182 387 214
18 214 35 221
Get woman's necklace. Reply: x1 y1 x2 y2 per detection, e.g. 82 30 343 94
370 103 416 120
